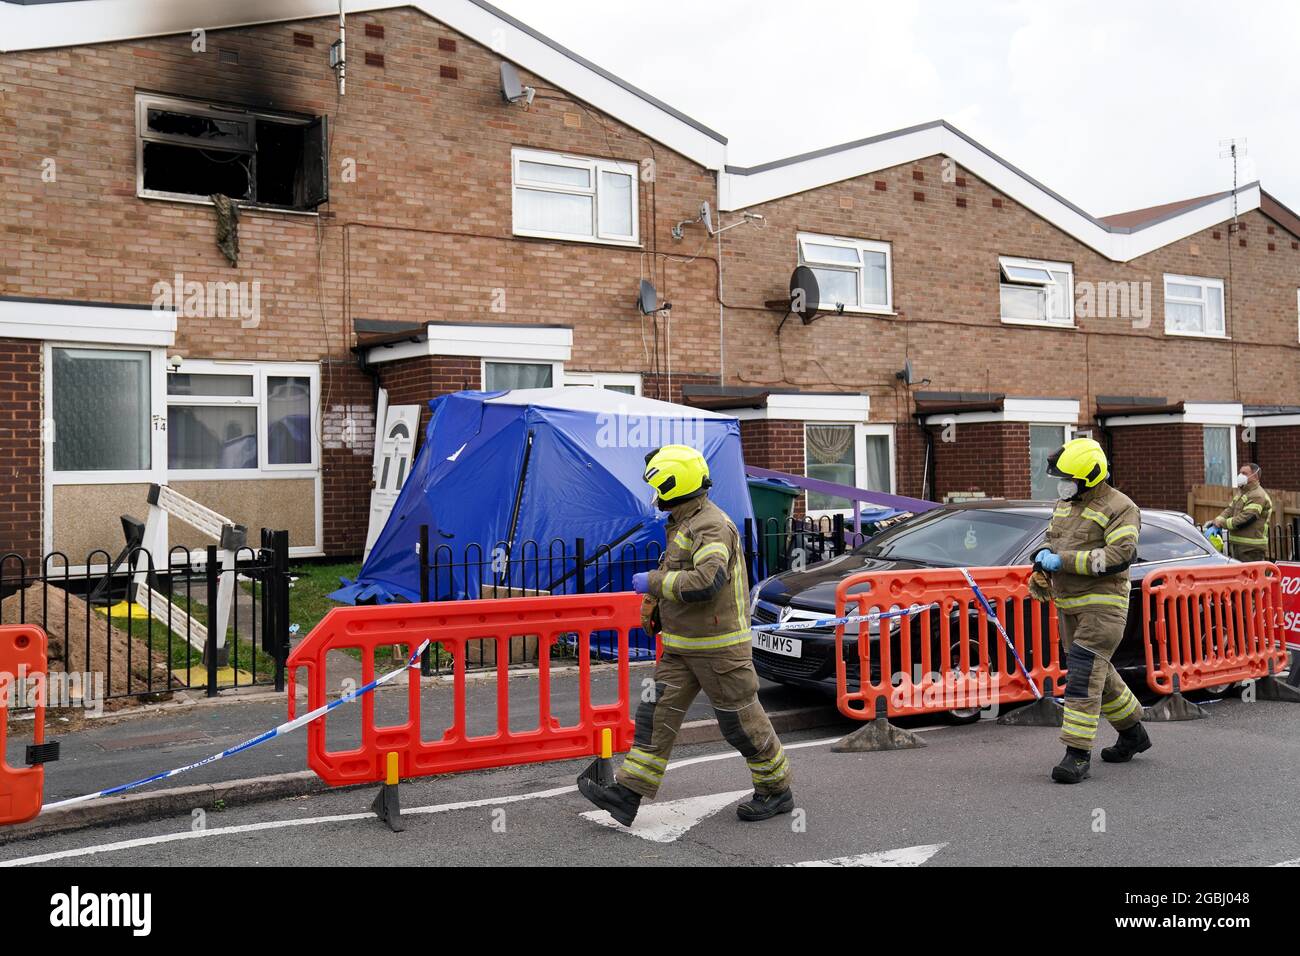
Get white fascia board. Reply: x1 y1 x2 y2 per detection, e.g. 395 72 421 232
366 323 573 365
922 398 1079 427
0 299 176 347
1247 414 1300 428
720 124 1262 263
1103 403 1243 428
1182 403 1244 426
3 0 727 170
731 393 870 423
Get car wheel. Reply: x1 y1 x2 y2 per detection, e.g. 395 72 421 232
944 639 984 725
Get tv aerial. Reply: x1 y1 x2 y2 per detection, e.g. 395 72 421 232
672 201 763 240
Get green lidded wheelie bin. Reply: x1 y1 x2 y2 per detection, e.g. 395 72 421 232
746 476 800 575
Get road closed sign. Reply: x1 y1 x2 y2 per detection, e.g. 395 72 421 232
1279 563 1300 651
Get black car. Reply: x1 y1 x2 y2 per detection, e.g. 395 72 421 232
750 500 1231 717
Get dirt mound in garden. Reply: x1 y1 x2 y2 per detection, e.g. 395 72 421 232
2 585 179 700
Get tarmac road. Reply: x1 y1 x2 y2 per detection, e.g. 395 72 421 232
3 695 1298 868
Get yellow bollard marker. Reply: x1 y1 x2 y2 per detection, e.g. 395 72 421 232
600 727 612 760
372 751 404 832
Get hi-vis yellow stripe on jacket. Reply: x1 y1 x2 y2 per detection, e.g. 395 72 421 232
1045 483 1140 613
1216 481 1273 549
646 496 751 653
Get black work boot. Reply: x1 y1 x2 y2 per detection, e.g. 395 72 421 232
1050 747 1091 784
736 789 794 821
1101 722 1152 763
577 777 641 827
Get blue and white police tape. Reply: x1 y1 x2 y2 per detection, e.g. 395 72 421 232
42 639 431 811
957 567 1041 700
750 603 937 634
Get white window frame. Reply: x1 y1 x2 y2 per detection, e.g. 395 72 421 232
796 232 893 315
45 342 168 486
511 147 639 246
803 422 895 519
1163 273 1227 339
481 358 566 391
563 371 641 395
1202 424 1237 487
999 256 1074 327
165 359 320 480
135 92 320 212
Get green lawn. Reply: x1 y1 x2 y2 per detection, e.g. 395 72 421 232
286 560 361 638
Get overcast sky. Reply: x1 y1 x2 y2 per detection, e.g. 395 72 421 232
493 0 1300 216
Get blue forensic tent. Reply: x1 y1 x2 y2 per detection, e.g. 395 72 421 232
332 388 754 616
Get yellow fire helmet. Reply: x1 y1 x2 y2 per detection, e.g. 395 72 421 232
643 444 711 503
1047 436 1109 488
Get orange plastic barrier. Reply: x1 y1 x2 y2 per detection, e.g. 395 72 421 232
287 593 642 787
834 566 1065 719
1142 562 1289 694
1 625 48 826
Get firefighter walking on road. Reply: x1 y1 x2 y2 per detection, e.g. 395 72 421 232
1209 463 1273 561
1033 437 1150 784
577 444 793 825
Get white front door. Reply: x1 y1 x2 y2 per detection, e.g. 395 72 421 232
364 404 420 558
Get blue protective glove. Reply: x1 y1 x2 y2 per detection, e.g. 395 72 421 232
1034 548 1062 572
1203 525 1222 538
632 572 651 594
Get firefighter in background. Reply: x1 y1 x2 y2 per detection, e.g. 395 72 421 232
577 444 793 825
1209 463 1273 561
1033 438 1150 784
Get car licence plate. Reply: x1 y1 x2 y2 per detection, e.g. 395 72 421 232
753 632 802 658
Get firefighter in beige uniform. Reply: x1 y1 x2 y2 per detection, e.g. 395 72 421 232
1034 438 1150 784
1210 463 1272 562
577 445 793 826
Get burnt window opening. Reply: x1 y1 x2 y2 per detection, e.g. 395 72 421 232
137 93 328 211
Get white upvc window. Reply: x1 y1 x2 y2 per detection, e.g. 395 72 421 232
1029 423 1075 500
50 346 157 477
564 371 641 395
796 233 892 313
1164 274 1226 337
511 147 639 245
482 359 565 391
166 360 319 476
1203 425 1236 486
803 422 895 516
999 256 1074 326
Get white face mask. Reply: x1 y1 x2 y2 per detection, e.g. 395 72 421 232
1057 479 1080 500
1234 473 1249 488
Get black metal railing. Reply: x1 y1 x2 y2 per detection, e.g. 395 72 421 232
0 529 292 706
1269 519 1300 562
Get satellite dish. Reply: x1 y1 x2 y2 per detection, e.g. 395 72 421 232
499 62 535 105
790 266 820 324
499 62 522 101
699 201 714 236
637 279 658 315
895 359 915 385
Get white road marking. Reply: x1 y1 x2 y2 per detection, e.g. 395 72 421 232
791 843 948 867
1275 857 1300 867
582 790 751 843
1 731 884 867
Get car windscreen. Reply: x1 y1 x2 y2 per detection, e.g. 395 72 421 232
857 509 1045 566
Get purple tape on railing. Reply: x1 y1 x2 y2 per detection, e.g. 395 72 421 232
744 465 940 514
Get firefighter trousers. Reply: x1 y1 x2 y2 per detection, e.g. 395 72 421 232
616 644 791 799
1057 605 1144 751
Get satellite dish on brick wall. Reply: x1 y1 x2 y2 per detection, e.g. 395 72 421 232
499 62 535 106
637 279 658 315
790 266 820 324
895 359 915 385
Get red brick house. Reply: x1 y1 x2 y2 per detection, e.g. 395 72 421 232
2 1 1298 566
